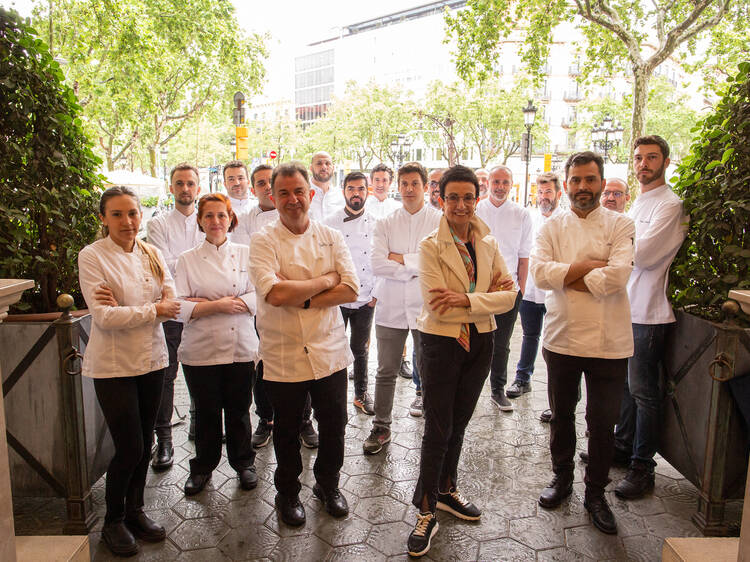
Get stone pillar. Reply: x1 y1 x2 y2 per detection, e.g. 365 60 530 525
0 279 34 562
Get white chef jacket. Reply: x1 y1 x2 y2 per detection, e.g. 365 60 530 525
323 209 376 308
372 204 442 330
523 207 561 305
365 196 400 220
530 206 635 359
231 204 279 247
228 196 252 215
626 184 686 324
78 236 175 378
146 208 205 276
174 240 259 366
309 183 345 221
476 198 533 284
249 219 360 382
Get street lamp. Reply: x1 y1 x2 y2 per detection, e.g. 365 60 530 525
160 146 168 189
521 99 537 207
230 138 237 160
591 116 624 162
390 134 412 170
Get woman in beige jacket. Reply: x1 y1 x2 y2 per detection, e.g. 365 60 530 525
407 165 518 558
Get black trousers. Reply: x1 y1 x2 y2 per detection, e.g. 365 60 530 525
543 348 628 497
413 325 493 512
253 361 313 423
183 362 256 475
341 303 375 397
94 369 165 523
265 370 347 497
154 321 182 441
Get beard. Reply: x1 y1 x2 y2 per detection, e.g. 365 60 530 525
347 197 364 211
175 193 195 206
568 189 601 211
638 162 666 184
539 197 557 214
312 170 332 183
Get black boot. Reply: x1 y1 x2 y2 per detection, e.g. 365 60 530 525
151 439 173 470
102 521 138 557
124 510 166 542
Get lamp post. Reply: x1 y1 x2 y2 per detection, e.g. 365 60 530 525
591 116 624 162
521 99 537 207
160 146 168 192
390 134 412 170
230 138 237 160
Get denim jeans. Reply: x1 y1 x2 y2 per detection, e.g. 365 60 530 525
623 323 671 470
341 303 375 397
514 300 546 385
490 292 522 395
412 347 421 393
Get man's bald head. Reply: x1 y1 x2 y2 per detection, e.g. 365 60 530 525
310 151 334 185
601 177 630 213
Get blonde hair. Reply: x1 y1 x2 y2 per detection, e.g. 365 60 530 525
99 186 165 284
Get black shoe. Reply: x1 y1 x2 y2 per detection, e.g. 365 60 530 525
252 419 273 448
275 493 306 526
539 409 552 423
300 420 319 449
614 466 655 499
538 473 574 508
150 439 173 470
398 358 413 379
102 521 139 557
407 511 439 558
584 494 617 534
490 392 513 411
579 448 631 468
436 488 481 520
313 483 349 517
124 510 166 542
506 381 531 398
184 473 211 496
238 467 258 490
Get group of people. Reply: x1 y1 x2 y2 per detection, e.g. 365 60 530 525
78 134 685 558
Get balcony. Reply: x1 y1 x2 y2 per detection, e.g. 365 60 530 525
563 91 583 102
569 64 581 76
560 117 576 129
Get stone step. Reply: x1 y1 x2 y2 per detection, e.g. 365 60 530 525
662 537 740 562
16 535 89 562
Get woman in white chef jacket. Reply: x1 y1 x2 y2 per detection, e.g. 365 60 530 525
78 186 180 557
175 193 260 497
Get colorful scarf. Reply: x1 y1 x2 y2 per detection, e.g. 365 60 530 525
450 227 475 352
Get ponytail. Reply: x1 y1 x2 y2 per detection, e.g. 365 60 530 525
135 239 165 284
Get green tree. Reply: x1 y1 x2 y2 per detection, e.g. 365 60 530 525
445 0 743 172
35 0 267 175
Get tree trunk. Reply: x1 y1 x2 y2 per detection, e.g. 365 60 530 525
628 64 651 194
148 145 157 177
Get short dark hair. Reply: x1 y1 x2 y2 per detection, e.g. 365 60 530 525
250 164 272 187
536 172 560 192
170 162 199 184
564 151 604 181
439 165 479 199
343 171 367 188
633 135 670 159
271 161 309 192
196 193 238 232
370 163 393 182
397 161 427 185
222 160 249 182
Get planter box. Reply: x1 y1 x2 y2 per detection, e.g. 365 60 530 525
660 309 749 536
0 313 112 534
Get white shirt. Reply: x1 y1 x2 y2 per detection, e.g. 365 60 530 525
231 204 279 246
147 208 205 276
309 183 345 221
476 199 533 284
366 196 400 220
523 207 560 305
627 185 687 324
324 209 376 308
530 206 635 359
228 196 252 215
249 220 360 382
372 204 442 329
174 240 259 366
78 237 175 378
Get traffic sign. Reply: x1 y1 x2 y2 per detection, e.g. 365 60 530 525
269 150 277 159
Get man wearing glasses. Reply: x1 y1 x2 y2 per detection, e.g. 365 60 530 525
427 169 443 210
601 178 631 213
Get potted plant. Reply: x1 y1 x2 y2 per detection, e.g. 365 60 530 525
662 61 750 536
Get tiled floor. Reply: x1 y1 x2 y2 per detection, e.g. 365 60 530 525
15 323 715 560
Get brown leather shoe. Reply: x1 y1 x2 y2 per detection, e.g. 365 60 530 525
538 473 573 508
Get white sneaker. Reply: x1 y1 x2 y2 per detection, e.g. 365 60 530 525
409 395 423 417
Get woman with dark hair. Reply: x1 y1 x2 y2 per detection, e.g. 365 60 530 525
79 186 180 556
407 166 518 558
175 193 260 496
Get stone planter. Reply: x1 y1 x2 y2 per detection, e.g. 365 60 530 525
0 299 111 534
660 309 749 536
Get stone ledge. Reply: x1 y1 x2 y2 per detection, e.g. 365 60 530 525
16 535 89 562
662 537 740 562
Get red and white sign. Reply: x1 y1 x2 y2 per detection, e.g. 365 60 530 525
269 150 277 159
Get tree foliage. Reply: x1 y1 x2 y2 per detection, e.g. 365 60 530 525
669 62 750 324
35 0 267 175
0 8 102 313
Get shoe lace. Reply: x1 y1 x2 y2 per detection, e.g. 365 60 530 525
448 489 469 506
413 512 433 537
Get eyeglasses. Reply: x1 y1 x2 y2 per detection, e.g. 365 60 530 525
444 194 477 205
602 191 625 198
428 181 440 187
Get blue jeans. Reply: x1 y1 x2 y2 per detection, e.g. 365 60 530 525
514 300 546 385
620 323 671 470
412 347 421 392
490 292 522 395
